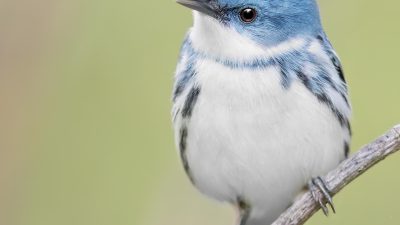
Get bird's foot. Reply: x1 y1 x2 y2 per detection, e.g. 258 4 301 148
308 176 335 216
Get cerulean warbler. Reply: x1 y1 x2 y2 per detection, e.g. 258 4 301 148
172 0 351 224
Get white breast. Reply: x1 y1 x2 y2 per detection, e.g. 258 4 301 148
173 57 347 223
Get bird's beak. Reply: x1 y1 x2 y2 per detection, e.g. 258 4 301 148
176 0 219 19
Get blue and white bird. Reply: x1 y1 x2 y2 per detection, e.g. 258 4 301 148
172 0 351 224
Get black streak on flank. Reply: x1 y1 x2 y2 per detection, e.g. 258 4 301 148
316 35 346 84
316 35 324 42
179 126 195 183
345 119 352 137
295 70 350 129
296 70 309 87
276 58 291 89
315 91 349 128
181 86 201 118
330 54 346 83
173 84 185 102
344 141 350 158
341 92 350 107
173 66 197 102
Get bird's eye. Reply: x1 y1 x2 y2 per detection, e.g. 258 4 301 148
239 8 257 23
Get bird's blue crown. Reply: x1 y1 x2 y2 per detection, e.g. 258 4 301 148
178 0 322 47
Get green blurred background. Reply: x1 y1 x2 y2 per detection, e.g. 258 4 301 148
0 0 399 224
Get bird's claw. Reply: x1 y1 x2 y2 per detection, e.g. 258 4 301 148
308 176 335 216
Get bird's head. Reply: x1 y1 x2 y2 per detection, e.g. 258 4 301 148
177 0 323 56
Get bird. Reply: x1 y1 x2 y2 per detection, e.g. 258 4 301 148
171 0 351 224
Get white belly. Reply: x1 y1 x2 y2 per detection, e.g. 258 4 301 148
173 58 346 220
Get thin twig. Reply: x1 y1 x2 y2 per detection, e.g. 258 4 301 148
271 124 400 225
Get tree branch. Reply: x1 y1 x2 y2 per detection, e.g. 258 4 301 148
271 124 400 225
